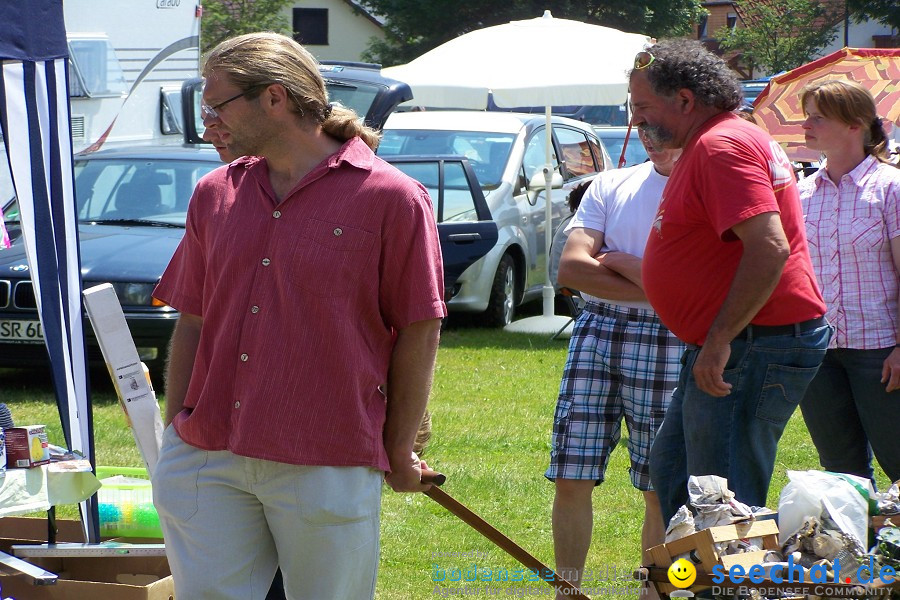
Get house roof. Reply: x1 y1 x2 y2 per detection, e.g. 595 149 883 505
342 0 384 27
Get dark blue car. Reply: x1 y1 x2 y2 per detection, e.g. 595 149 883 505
0 146 496 372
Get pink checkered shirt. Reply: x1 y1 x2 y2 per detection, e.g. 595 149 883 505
799 155 900 349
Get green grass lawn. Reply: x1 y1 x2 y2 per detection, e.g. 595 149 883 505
1 325 890 599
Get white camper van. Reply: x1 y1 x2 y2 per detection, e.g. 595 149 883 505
63 0 200 151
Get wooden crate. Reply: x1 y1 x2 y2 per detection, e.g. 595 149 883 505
648 519 780 595
872 514 899 533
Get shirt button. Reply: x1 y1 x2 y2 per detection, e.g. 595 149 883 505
273 210 281 218
240 353 248 362
251 305 260 314
261 258 270 266
234 401 241 409
333 227 342 236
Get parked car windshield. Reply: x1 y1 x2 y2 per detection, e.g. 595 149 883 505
73 158 217 226
377 130 515 190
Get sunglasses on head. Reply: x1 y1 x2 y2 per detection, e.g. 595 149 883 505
634 51 655 70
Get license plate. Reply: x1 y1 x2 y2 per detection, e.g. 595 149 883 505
0 319 44 343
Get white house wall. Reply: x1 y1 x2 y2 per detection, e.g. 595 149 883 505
285 0 385 62
819 20 895 56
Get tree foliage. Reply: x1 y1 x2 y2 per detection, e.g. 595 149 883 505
848 0 900 31
358 0 706 66
717 0 842 76
201 0 293 53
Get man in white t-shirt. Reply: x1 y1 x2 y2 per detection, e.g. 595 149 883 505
545 129 682 598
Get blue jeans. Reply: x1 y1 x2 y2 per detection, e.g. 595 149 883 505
800 347 900 484
649 323 831 523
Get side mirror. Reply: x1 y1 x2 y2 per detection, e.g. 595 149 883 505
181 77 205 145
527 168 563 192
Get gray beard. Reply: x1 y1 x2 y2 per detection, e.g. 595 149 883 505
639 124 675 149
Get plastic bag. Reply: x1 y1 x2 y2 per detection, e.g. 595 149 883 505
777 470 874 550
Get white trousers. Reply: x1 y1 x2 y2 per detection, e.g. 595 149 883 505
152 426 382 600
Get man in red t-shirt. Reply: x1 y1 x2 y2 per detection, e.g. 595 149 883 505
629 40 831 523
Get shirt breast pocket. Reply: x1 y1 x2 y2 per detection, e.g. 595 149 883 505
846 217 884 253
292 219 376 297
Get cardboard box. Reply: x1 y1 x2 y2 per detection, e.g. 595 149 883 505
0 518 174 599
0 555 174 600
0 517 84 544
5 425 50 468
83 284 164 476
648 519 780 594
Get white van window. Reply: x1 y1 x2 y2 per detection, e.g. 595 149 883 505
68 39 128 98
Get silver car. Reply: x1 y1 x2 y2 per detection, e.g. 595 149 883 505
379 111 610 326
593 126 650 169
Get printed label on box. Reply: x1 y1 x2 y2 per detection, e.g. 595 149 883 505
5 425 50 468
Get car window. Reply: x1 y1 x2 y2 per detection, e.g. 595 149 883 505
521 128 558 186
578 105 629 126
390 160 483 223
74 159 218 224
598 133 649 168
441 161 480 222
324 80 380 120
378 130 514 190
555 127 596 179
587 137 607 172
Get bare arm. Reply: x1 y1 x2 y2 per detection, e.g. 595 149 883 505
881 236 900 392
557 227 645 301
693 212 790 396
163 312 203 425
383 317 442 492
596 251 645 290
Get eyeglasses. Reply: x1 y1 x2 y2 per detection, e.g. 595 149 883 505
201 83 273 120
633 51 655 70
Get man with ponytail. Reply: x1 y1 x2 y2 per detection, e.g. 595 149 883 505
152 32 446 599
798 79 900 486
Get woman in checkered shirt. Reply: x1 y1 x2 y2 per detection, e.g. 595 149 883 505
797 79 900 487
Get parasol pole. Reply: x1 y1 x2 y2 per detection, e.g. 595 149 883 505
504 103 583 335
542 103 555 318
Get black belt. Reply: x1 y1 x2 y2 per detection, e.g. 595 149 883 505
735 316 827 340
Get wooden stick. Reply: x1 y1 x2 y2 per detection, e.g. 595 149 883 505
422 475 590 600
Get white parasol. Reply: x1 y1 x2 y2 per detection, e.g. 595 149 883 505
383 11 650 332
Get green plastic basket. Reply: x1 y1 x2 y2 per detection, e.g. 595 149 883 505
96 466 162 539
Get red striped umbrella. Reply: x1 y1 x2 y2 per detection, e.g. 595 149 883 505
753 48 900 162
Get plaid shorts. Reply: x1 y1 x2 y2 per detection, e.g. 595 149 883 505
546 302 684 490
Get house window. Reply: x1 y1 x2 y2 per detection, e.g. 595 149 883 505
293 8 328 45
727 12 738 30
698 15 709 39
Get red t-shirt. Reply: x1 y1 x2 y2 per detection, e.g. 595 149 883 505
153 137 446 471
642 113 825 346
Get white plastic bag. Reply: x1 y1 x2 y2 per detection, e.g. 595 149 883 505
777 470 874 549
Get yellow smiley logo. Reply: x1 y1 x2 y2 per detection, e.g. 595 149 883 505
667 559 696 588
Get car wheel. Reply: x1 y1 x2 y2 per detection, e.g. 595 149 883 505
480 254 516 327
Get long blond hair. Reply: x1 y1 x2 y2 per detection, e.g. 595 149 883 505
203 32 381 150
801 79 889 162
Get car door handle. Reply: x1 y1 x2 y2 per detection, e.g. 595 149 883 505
448 233 482 243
